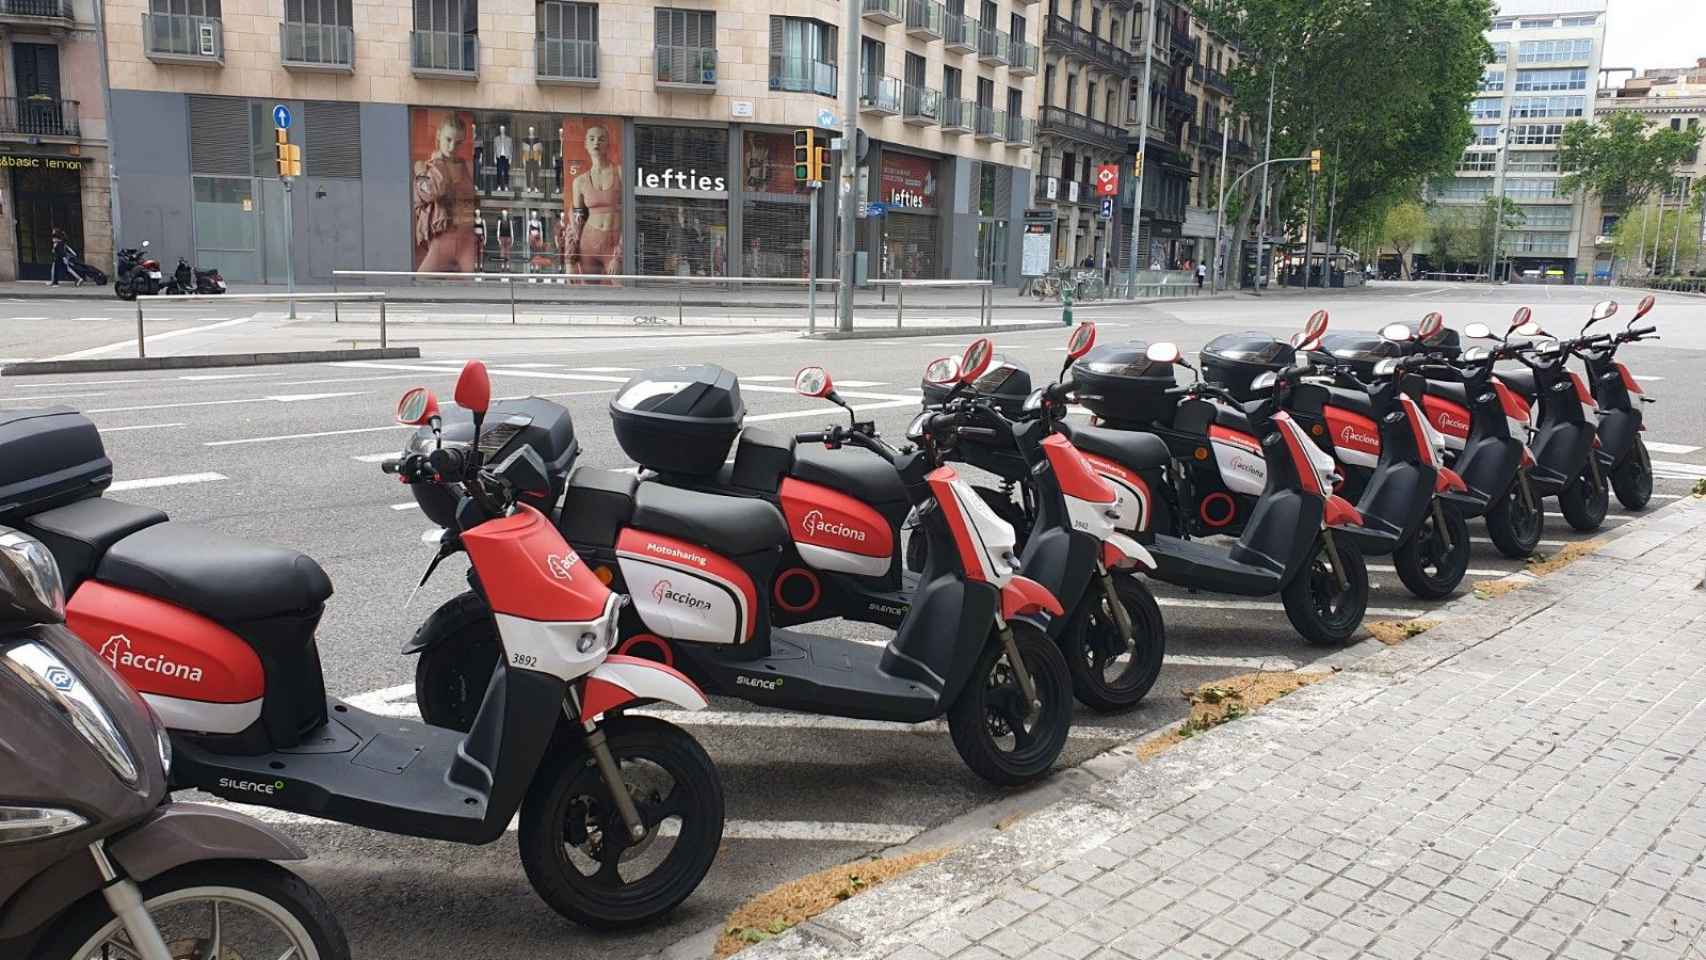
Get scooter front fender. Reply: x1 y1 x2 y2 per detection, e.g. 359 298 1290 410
579 654 709 717
1101 532 1156 572
108 803 306 882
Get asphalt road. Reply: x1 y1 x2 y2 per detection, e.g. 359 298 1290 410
2 281 1701 959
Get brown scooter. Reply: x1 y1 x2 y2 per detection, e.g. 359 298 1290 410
0 528 350 960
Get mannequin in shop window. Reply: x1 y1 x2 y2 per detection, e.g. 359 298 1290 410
523 127 543 194
473 208 486 272
496 213 513 271
413 115 479 272
565 124 622 281
494 125 514 191
528 209 551 272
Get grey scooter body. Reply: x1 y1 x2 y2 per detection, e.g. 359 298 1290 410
0 620 305 957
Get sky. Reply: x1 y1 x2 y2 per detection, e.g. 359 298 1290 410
1600 0 1706 74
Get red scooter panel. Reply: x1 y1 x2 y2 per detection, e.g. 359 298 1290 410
1494 380 1530 421
463 505 610 623
66 580 264 704
1420 395 1470 443
1324 405 1381 463
1617 362 1642 395
1041 434 1116 503
615 528 758 643
1398 395 1438 468
1082 452 1153 533
778 478 894 560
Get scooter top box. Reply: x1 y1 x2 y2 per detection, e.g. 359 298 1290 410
919 355 1033 416
1200 332 1296 402
611 364 745 477
0 406 112 524
1071 341 1180 424
1307 331 1407 380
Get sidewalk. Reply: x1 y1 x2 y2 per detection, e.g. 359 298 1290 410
742 498 1706 960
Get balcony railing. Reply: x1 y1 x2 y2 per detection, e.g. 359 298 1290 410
1167 20 1196 59
142 13 223 64
905 0 942 39
770 56 837 96
860 74 902 115
0 0 72 23
1043 15 1135 74
943 12 975 52
976 25 1009 64
975 104 1005 141
1005 113 1034 145
537 37 597 84
280 23 354 72
1008 38 1039 76
902 84 942 125
1163 84 1197 116
411 29 478 78
0 97 78 137
1198 124 1224 152
940 97 973 133
1038 105 1127 150
1192 63 1231 95
862 0 902 25
657 43 716 90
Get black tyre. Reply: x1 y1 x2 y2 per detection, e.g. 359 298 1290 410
1062 574 1166 712
906 486 1027 573
1558 461 1608 532
114 279 133 301
947 621 1072 785
1485 469 1544 558
518 716 723 929
36 860 349 960
1281 533 1369 646
1611 437 1654 511
1393 502 1471 600
412 591 501 733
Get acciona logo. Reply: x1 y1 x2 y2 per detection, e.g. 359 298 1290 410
651 579 713 611
800 509 867 543
1227 455 1265 480
645 541 709 568
99 635 204 684
1338 424 1379 450
1434 411 1469 435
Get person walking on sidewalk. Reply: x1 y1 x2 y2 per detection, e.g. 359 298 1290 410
48 228 82 287
1195 260 1206 290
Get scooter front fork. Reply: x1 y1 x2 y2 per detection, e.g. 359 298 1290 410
584 723 649 842
1321 530 1350 592
91 841 175 960
1431 500 1454 552
998 622 1042 725
1099 570 1136 651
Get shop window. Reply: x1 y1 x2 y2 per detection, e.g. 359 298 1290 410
634 125 729 277
741 130 814 279
769 16 837 96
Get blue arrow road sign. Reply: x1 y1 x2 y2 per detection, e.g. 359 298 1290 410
1098 197 1114 221
273 104 292 130
866 202 888 218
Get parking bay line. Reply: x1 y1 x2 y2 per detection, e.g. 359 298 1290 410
47 316 253 361
1644 441 1700 455
87 390 369 415
108 472 226 492
100 422 185 433
206 424 410 447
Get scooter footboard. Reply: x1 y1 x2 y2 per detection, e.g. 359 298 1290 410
1529 420 1594 494
1594 408 1641 469
1451 435 1519 516
1350 460 1432 555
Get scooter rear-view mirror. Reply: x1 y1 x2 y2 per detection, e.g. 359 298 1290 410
1463 322 1494 340
1590 299 1618 323
959 338 995 384
1066 322 1097 360
923 356 959 385
454 361 491 415
396 387 440 426
1418 311 1445 343
1145 342 1183 364
1632 294 1655 324
795 366 834 397
1380 323 1413 343
1508 306 1532 334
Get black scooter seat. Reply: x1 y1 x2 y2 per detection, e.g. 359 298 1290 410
790 444 908 507
1423 380 1469 407
1324 387 1375 419
1494 369 1537 400
21 497 167 591
98 522 333 623
678 629 939 723
632 482 788 555
1211 404 1255 435
1058 422 1171 469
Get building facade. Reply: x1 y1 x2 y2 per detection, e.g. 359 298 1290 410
1432 0 1606 282
1579 59 1706 281
0 0 112 282
101 0 1039 284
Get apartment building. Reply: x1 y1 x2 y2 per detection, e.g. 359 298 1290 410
0 0 112 282
1579 59 1705 280
1176 14 1252 270
1432 0 1606 281
102 0 1039 284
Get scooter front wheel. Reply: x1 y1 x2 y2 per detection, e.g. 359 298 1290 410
518 716 724 929
947 621 1072 785
1558 461 1608 532
1611 437 1654 511
1485 470 1544 558
1392 502 1471 601
1281 533 1369 646
1062 574 1166 712
37 860 349 960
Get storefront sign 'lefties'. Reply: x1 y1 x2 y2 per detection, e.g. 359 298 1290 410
636 167 727 194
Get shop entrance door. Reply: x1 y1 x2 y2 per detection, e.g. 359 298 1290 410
13 165 82 281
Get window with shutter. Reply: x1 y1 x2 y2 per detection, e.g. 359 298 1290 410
656 9 716 87
189 95 252 176
305 100 362 178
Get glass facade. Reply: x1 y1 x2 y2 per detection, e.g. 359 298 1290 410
633 124 729 277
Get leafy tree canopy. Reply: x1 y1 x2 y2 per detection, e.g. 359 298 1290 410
1558 111 1705 208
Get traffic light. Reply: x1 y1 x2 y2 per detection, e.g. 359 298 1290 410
1133 152 1145 178
1309 148 1322 174
276 127 302 179
794 129 815 183
812 145 829 183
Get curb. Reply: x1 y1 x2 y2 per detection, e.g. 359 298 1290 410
0 347 420 376
721 496 1705 960
803 321 1070 340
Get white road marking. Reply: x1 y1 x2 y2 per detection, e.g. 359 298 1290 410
2 391 107 401
1368 563 1508 577
8 316 47 320
180 372 273 382
390 502 420 511
100 422 185 433
742 375 791 382
1155 597 1426 617
47 316 253 360
1166 654 1299 670
267 391 368 403
352 452 398 463
420 529 442 544
1643 441 1699 455
1652 493 1683 501
1652 460 1706 479
571 366 638 373
1471 537 1572 548
330 361 912 401
1635 375 1664 382
199 799 921 843
833 380 888 388
108 471 227 492
205 424 409 447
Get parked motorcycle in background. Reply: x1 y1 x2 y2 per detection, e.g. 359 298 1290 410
113 242 163 301
0 528 351 960
166 257 227 295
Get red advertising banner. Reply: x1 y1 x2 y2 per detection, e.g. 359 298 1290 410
880 153 938 210
1095 164 1120 197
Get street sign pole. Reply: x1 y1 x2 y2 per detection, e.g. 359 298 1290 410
808 181 820 333
1125 0 1157 298
274 104 297 319
837 0 859 333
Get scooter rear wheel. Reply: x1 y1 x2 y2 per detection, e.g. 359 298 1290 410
1611 438 1654 511
1281 533 1369 646
1062 574 1166 712
948 622 1072 785
519 716 724 929
1392 502 1470 601
1558 462 1608 532
1485 470 1544 558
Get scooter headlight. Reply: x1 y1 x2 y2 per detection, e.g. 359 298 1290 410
0 528 65 625
0 806 88 845
1 642 139 786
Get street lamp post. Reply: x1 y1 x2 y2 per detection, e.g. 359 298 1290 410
1124 0 1158 298
1253 65 1275 294
1210 118 1229 293
1488 126 1510 284
1212 154 1313 293
836 0 860 332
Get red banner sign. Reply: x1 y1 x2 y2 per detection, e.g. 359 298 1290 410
1095 164 1120 197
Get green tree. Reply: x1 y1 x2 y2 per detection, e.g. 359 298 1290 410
1475 195 1525 275
1426 206 1478 271
1558 111 1705 210
1612 195 1702 276
1380 200 1428 278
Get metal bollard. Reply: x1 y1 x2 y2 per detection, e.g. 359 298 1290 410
333 274 340 323
379 297 387 349
678 287 684 326
896 283 904 329
136 301 145 358
1061 289 1073 327
509 278 517 324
